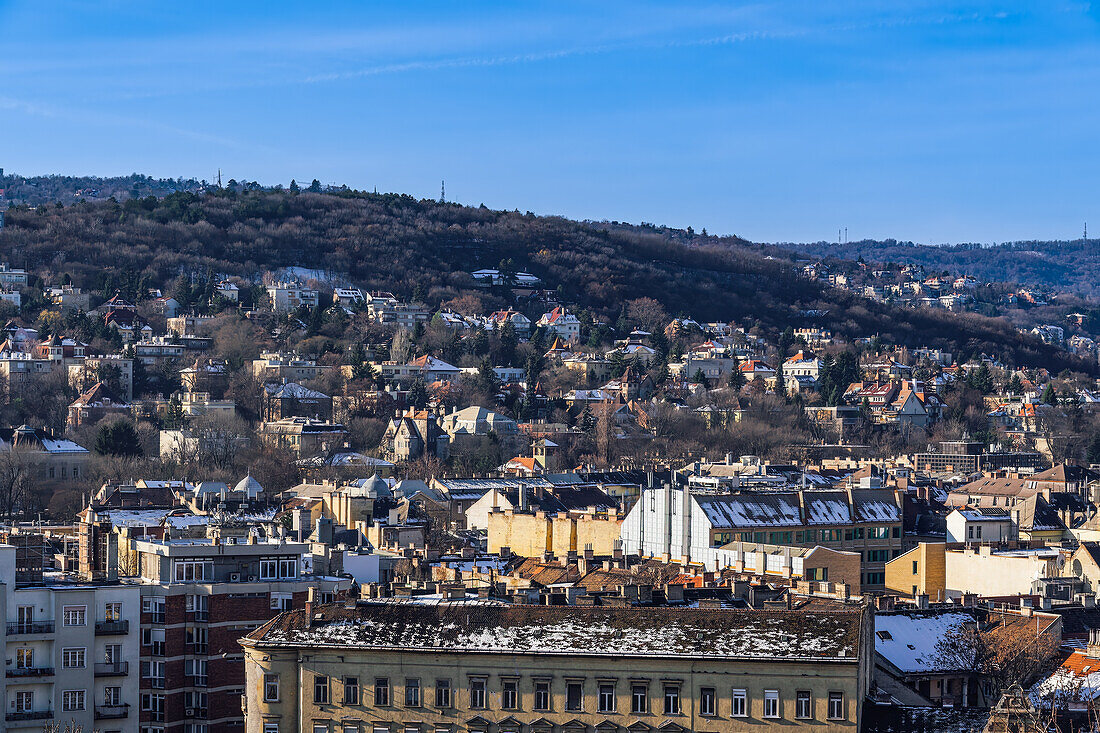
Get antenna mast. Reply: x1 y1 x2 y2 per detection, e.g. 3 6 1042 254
440 180 446 203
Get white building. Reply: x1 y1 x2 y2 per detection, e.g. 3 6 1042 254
536 307 581 341
0 544 141 732
266 281 319 313
945 507 1014 544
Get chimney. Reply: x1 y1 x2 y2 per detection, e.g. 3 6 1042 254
305 586 318 619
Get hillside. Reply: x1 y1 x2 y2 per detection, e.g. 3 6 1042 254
0 178 1090 373
787 239 1100 299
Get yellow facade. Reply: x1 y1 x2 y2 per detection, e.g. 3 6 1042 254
884 542 946 600
487 510 622 557
242 604 872 733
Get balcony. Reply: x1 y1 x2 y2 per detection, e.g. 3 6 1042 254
6 709 53 722
94 661 129 677
95 620 129 635
186 675 208 688
148 678 166 689
186 707 209 719
94 703 130 720
6 666 54 678
6 621 54 636
187 643 209 655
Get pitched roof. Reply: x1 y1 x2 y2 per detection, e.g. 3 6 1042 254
243 603 864 661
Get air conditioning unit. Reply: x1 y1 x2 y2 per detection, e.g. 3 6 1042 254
229 573 241 583
247 575 257 582
185 708 195 717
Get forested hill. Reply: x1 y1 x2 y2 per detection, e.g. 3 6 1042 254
788 239 1100 298
0 181 1090 373
0 172 203 207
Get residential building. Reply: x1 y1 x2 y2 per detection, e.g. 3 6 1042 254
252 352 334 383
262 382 333 422
259 418 348 459
46 285 91 312
130 535 351 733
0 425 90 485
884 542 947 600
266 281 320 312
380 410 449 462
69 355 135 401
0 542 141 733
536 306 581 341
945 507 1014 544
241 602 873 733
620 484 904 591
67 382 132 428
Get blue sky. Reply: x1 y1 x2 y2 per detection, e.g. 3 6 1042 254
1 1 1098 244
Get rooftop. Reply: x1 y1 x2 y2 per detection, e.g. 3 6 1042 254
243 603 864 661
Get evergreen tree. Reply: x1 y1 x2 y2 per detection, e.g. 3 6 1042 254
1040 383 1058 405
94 419 143 457
407 377 428 408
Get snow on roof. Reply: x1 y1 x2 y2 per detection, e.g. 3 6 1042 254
874 611 976 673
248 604 863 661
265 382 329 400
694 493 802 529
851 490 902 522
40 438 89 454
101 509 178 527
803 492 852 525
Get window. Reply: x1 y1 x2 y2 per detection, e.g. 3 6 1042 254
405 678 421 707
828 692 844 720
63 689 86 712
469 678 486 709
185 659 208 686
731 689 747 717
631 684 648 714
313 725 328 733
264 725 280 733
280 558 298 578
912 560 919 574
534 680 550 711
343 726 358 733
173 560 212 582
435 679 451 708
315 675 330 704
62 647 86 668
823 529 842 541
104 686 122 706
764 689 780 718
15 691 33 712
264 674 280 702
967 525 974 540
796 690 812 719
697 686 716 716
598 682 615 713
501 679 518 710
270 593 293 611
16 647 32 668
344 676 359 705
260 559 278 580
104 602 122 622
566 681 583 711
663 684 680 715
63 605 87 626
869 526 890 539
185 594 209 614
375 678 390 706
976 524 983 539
186 626 208 653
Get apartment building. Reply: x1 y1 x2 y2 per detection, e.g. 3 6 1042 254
266 282 320 313
620 484 904 591
241 602 873 733
131 535 352 733
251 352 333 383
0 544 141 732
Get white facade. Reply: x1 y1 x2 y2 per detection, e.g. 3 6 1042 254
0 545 141 732
945 508 1015 544
266 282 319 313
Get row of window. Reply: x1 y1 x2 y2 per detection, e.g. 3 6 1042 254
713 526 900 546
15 643 123 669
10 687 123 712
281 674 845 719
